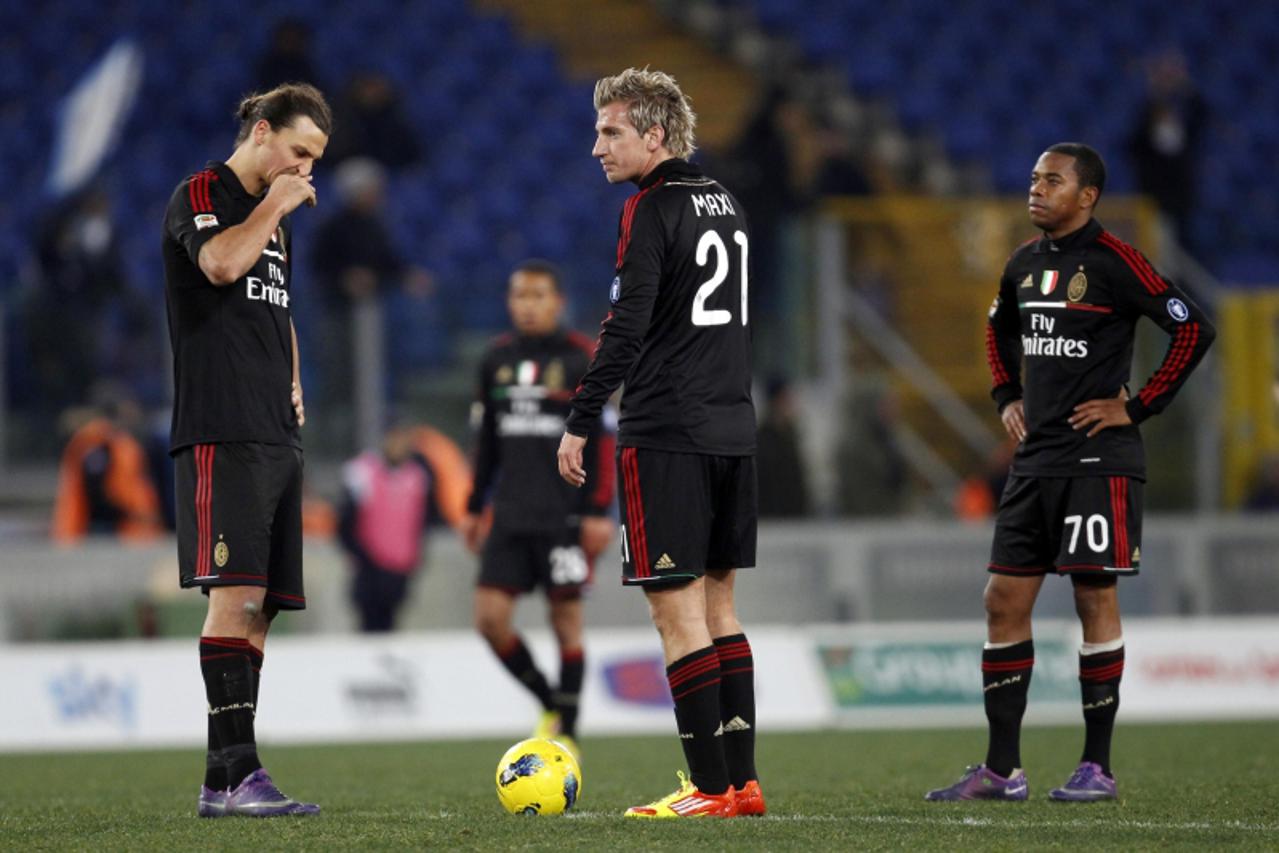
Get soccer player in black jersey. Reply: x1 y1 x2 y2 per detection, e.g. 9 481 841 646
460 260 616 759
926 143 1215 802
557 68 763 818
162 84 330 817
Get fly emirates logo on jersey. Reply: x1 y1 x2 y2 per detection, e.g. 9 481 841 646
1023 311 1088 358
246 260 289 309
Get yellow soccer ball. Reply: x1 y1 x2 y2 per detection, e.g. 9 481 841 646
494 737 582 815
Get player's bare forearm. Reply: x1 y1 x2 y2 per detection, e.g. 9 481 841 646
557 432 587 487
290 320 305 427
1069 392 1131 438
197 199 288 285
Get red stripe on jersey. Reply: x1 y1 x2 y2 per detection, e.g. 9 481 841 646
621 447 644 577
575 311 614 396
615 180 665 268
986 322 1011 386
188 176 200 214
567 330 595 358
1098 232 1167 295
197 445 208 577
1138 322 1199 405
623 448 650 578
200 172 212 212
1064 302 1114 314
198 444 216 577
1110 477 1129 568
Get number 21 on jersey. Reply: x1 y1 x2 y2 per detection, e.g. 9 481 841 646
693 229 748 327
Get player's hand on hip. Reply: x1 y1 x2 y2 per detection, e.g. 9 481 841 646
1000 399 1027 443
557 432 587 487
267 173 317 214
579 516 615 558
1069 395 1132 437
291 381 305 427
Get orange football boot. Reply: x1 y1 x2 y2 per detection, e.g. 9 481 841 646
734 779 767 816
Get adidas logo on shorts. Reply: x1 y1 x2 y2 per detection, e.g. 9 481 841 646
654 553 676 570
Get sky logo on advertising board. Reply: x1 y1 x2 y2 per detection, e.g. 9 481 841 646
47 667 137 730
817 640 1077 707
602 656 669 707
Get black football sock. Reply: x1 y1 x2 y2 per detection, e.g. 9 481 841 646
204 716 225 791
496 635 555 711
555 647 585 738
1079 643 1124 776
667 646 730 795
248 644 264 712
714 633 758 789
199 637 262 789
982 639 1034 778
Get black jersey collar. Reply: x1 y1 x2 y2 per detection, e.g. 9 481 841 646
1035 218 1102 254
209 161 257 202
638 157 701 189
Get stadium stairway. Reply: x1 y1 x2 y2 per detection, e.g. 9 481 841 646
474 0 757 151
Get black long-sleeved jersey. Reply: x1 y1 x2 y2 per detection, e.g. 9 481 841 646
565 158 756 455
469 330 615 530
987 218 1215 479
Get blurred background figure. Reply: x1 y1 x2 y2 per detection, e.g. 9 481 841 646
1128 50 1207 252
255 18 324 91
1243 452 1279 511
336 418 468 632
836 385 908 517
311 158 434 452
756 376 811 518
326 72 422 170
51 382 162 544
26 187 137 429
952 438 1016 522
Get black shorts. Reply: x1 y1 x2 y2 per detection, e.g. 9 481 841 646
478 525 590 600
989 474 1143 577
175 442 306 609
617 447 757 587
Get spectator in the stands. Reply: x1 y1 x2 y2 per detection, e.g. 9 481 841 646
326 71 422 169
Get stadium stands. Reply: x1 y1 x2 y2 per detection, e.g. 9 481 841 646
0 0 632 380
716 0 1279 281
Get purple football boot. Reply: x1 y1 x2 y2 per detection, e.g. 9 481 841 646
225 769 320 817
925 765 1029 801
197 786 227 818
1048 762 1117 802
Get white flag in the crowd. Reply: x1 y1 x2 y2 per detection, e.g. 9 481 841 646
46 39 144 197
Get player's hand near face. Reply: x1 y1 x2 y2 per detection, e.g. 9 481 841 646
1000 400 1027 443
557 432 587 487
1070 389 1132 437
579 516 615 558
291 381 305 426
267 173 317 214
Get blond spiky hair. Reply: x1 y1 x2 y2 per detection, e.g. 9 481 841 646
594 67 697 160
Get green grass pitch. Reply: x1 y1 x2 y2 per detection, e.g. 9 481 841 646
2 722 1276 850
